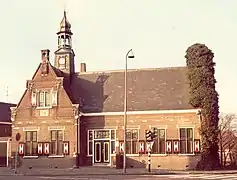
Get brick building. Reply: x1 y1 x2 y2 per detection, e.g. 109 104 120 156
11 11 201 170
0 102 16 167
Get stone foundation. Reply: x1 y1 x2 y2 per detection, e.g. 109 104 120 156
16 157 75 169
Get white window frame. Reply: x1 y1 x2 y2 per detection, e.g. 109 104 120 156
23 128 39 158
87 129 117 157
110 129 116 155
150 126 167 156
178 126 195 156
125 127 140 156
48 127 65 158
36 90 52 108
87 130 93 156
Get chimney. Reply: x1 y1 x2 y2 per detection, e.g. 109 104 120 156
41 49 50 63
80 63 86 72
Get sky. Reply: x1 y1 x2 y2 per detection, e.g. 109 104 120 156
0 0 236 114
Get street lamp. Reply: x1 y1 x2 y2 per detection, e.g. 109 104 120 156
123 49 135 173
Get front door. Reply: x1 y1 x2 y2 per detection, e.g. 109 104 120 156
94 141 110 164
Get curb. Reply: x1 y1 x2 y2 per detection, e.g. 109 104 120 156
0 172 186 177
188 171 237 175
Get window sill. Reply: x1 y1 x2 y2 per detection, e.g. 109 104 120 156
48 155 64 158
36 107 52 110
178 153 195 156
127 154 139 157
151 154 167 157
23 156 39 159
87 155 93 157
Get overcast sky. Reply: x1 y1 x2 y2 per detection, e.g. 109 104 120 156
0 0 236 113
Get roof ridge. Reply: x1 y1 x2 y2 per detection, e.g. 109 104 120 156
0 102 16 105
75 66 187 75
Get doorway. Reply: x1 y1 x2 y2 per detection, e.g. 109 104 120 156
0 142 7 167
94 140 110 164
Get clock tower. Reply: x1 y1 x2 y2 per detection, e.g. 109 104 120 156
54 11 75 74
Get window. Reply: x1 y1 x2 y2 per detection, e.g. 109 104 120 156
152 129 166 154
88 130 93 156
180 128 193 154
126 129 138 154
37 91 51 107
111 130 116 154
50 130 63 155
25 131 37 156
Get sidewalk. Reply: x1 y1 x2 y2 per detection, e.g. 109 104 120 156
1 167 237 176
0 167 184 176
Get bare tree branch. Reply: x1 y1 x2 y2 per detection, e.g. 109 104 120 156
219 113 237 166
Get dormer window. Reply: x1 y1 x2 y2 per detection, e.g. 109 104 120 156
31 90 58 108
38 91 51 107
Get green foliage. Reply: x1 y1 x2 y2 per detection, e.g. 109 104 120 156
185 43 220 170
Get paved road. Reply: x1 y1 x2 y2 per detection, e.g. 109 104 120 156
1 174 237 180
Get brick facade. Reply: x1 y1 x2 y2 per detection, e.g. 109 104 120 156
10 11 202 170
11 62 78 169
79 112 201 170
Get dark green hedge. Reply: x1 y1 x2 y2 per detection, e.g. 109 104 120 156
185 43 220 170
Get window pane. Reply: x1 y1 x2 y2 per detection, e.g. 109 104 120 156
89 141 93 155
159 139 165 154
89 131 93 140
57 141 63 155
132 130 138 139
159 129 165 139
26 132 31 142
152 140 158 154
45 92 51 106
132 141 137 154
32 142 37 155
39 92 44 107
187 128 193 139
126 131 132 139
180 140 186 154
111 130 115 140
51 131 56 141
126 141 132 154
111 141 115 154
187 140 193 154
57 131 63 141
32 131 37 142
51 142 56 154
180 128 186 140
25 142 31 155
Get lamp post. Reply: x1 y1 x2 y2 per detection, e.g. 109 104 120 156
123 49 134 173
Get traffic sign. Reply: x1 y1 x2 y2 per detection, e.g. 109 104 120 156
15 133 21 142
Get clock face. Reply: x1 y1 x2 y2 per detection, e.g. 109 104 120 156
59 57 66 65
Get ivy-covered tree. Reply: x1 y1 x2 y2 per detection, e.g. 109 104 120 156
185 43 220 170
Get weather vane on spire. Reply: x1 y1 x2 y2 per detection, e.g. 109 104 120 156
63 0 68 12
5 84 9 102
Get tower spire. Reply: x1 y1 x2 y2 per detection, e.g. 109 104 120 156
54 11 75 74
58 10 72 35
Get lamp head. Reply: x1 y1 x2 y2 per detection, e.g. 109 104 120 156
128 50 135 58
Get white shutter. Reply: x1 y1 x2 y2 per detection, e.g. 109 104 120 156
51 90 58 106
31 92 37 106
44 143 50 155
18 143 24 155
63 141 69 155
38 143 43 155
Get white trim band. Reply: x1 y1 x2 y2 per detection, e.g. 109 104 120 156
80 109 201 117
0 122 12 125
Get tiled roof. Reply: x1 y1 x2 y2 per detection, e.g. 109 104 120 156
69 67 193 113
0 102 16 123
